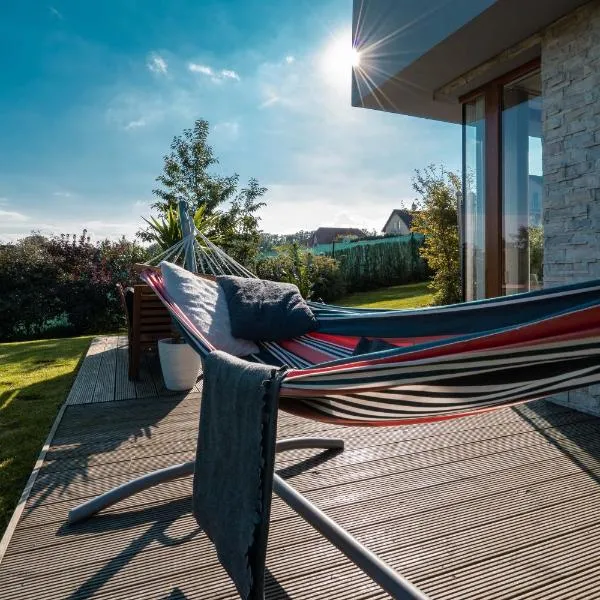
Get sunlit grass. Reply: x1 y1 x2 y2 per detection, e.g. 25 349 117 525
337 281 433 309
0 336 92 537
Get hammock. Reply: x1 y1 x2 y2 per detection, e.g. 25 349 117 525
70 204 600 599
142 268 600 427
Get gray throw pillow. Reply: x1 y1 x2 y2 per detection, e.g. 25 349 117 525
217 276 318 341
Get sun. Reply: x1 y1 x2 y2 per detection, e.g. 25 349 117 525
320 30 361 88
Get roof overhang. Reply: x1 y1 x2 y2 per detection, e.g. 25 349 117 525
352 0 589 123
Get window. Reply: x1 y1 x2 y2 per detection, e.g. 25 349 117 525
462 96 486 301
460 59 541 300
502 70 543 294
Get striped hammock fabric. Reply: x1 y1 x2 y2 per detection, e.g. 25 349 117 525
142 270 600 427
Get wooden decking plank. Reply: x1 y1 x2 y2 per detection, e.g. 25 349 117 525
65 337 106 405
133 352 158 399
9 473 600 574
418 522 600 600
7 490 600 600
115 335 137 401
43 400 588 464
90 335 118 403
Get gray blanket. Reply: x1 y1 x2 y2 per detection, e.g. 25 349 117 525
193 350 284 600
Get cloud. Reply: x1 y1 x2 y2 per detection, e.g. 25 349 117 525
125 119 146 130
0 218 143 244
0 197 8 205
188 62 240 82
0 209 29 222
220 69 240 81
147 53 168 75
188 63 214 76
259 95 279 109
285 55 295 64
259 179 413 234
52 191 72 198
49 6 64 19
214 121 240 138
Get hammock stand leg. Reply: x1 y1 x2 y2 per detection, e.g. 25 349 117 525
68 436 428 600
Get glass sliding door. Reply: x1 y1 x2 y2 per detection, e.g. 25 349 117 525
502 70 543 295
462 96 486 301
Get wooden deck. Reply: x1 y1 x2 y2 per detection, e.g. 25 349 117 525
3 336 600 598
65 336 202 405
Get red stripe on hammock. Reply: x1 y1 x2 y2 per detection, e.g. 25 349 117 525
285 305 600 379
278 339 337 364
308 332 448 348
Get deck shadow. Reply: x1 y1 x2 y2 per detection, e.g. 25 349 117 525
513 401 600 486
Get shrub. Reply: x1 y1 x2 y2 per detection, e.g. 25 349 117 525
255 244 346 302
0 232 149 341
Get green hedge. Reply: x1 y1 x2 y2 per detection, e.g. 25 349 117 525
334 235 429 292
0 233 148 341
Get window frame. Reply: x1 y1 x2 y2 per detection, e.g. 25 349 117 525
459 57 541 298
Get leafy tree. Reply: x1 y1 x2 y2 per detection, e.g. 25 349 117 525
411 165 462 305
259 230 315 254
218 178 266 267
138 119 267 269
528 225 544 285
151 119 237 215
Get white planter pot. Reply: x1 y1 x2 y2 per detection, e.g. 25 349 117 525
158 338 202 391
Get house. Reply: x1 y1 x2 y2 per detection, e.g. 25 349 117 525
381 209 413 235
307 227 366 247
352 0 600 414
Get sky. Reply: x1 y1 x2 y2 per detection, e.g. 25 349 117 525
0 0 461 243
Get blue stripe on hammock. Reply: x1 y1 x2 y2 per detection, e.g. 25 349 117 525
313 284 600 338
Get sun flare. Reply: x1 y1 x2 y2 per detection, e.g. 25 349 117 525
320 31 360 88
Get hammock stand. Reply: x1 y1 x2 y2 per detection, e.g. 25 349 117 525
68 203 600 599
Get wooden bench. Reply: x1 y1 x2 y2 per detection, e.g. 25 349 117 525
117 283 174 380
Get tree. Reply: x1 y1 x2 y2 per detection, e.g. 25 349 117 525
411 165 462 305
151 119 237 215
217 178 266 267
138 119 267 269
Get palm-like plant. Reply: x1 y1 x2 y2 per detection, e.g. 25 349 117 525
142 204 222 252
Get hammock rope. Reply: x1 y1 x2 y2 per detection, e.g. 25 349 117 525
144 200 256 279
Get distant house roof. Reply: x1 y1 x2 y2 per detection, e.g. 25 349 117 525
309 227 366 246
382 209 413 233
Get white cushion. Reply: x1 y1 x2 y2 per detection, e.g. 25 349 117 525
160 261 259 357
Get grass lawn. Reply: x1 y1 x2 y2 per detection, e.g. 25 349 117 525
0 336 92 537
337 281 433 309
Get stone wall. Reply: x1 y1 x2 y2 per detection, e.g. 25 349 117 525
542 0 600 415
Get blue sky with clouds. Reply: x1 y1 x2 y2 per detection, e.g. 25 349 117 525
0 0 460 242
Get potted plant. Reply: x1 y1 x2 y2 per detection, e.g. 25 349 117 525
141 202 217 390
158 334 202 391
